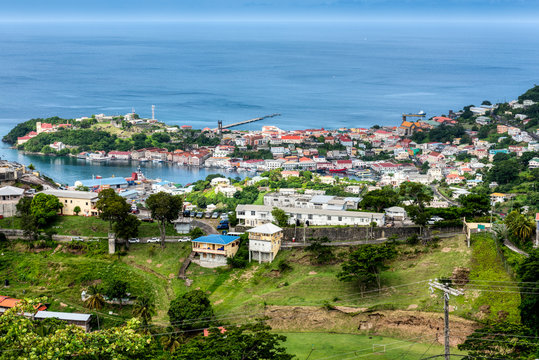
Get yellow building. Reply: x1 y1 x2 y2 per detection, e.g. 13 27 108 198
191 234 241 268
40 189 98 216
247 223 283 263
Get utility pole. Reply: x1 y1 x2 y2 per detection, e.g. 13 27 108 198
429 280 464 360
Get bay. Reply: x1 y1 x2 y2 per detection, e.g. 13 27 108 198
0 20 538 184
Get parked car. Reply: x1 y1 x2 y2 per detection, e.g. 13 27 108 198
87 238 100 242
427 216 444 225
190 211 196 217
177 237 191 242
128 238 140 243
183 210 191 217
220 214 229 220
196 212 204 218
71 236 83 242
211 212 220 219
217 223 229 230
131 209 140 214
147 237 160 243
205 212 212 218
140 217 154 223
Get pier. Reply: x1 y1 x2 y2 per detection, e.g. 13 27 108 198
217 113 281 132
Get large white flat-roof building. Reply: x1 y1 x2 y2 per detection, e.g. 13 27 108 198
236 204 384 228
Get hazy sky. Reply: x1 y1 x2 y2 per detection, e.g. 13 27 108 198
2 0 538 21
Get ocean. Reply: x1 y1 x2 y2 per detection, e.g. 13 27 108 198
0 20 538 184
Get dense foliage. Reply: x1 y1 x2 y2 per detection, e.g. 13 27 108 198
168 290 214 331
171 323 294 360
0 301 153 359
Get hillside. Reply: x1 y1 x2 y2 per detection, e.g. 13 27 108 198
0 232 522 354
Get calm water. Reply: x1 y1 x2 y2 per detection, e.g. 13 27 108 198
1 21 538 183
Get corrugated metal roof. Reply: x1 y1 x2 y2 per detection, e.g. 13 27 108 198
35 311 91 322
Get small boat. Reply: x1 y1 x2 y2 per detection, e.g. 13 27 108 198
329 168 347 174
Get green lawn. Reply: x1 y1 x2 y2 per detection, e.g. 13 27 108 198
280 332 450 360
0 215 177 238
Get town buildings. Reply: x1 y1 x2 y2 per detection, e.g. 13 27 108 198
247 223 283 263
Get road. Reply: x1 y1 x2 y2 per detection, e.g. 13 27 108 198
431 185 458 206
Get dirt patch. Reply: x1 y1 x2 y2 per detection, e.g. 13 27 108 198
128 255 135 259
334 306 367 314
441 247 452 253
308 271 317 275
146 259 152 264
214 299 224 305
168 273 175 279
451 267 470 286
60 302 67 307
156 264 163 268
265 306 477 347
407 304 418 310
240 266 259 281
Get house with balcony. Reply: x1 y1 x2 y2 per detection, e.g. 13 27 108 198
191 234 241 268
247 223 283 263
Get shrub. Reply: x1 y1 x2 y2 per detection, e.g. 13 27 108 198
406 234 419 245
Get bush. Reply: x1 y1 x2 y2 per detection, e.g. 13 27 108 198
277 259 292 273
406 234 420 245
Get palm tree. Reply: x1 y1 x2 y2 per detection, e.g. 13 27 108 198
132 295 156 327
505 210 535 245
85 285 105 330
160 332 182 352
85 285 105 311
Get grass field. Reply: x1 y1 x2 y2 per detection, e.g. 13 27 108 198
280 332 448 360
0 215 177 238
0 231 519 342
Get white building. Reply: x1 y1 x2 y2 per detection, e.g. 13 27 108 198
236 204 384 228
247 223 283 264
0 186 25 217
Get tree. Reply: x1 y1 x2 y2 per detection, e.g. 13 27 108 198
517 249 539 333
228 211 238 227
133 295 156 327
458 322 539 359
30 193 62 226
360 187 399 212
104 279 128 306
189 227 204 240
95 189 130 229
73 205 81 216
459 193 490 218
113 214 140 245
85 285 105 311
489 158 519 185
505 210 535 245
306 237 335 265
28 163 35 170
168 290 214 330
171 323 294 360
271 207 289 227
338 243 397 294
146 192 183 248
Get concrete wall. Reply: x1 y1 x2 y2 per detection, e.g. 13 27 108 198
236 225 462 243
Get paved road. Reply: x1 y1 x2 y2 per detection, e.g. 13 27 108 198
431 185 458 206
191 219 218 234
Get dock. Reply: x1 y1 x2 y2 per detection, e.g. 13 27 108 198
217 113 281 132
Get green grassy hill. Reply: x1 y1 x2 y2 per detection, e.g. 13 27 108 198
0 232 520 356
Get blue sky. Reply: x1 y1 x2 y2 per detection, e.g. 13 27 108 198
1 0 537 21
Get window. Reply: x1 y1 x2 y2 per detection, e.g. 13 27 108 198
86 202 88 206
70 200 72 204
308 214 313 220
251 211 255 216
65 200 68 203
327 216 331 220
338 217 342 221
